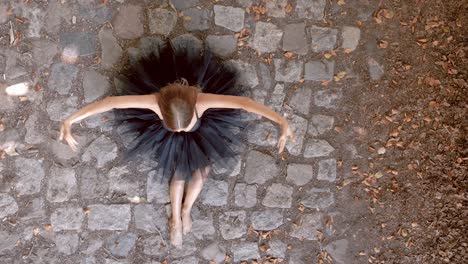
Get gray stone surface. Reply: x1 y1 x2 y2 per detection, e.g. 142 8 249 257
183 8 210 31
214 5 244 32
290 213 322 240
148 8 177 36
81 135 118 168
0 194 18 218
83 70 110 103
83 239 103 255
147 170 170 204
283 23 307 54
296 0 326 20
51 207 84 231
25 112 45 144
234 183 257 208
32 39 58 67
286 164 313 186
191 213 215 239
113 5 144 39
80 168 108 199
309 26 338 52
229 60 259 88
170 0 199 9
342 26 361 52
0 231 20 254
142 235 168 256
304 139 335 158
56 233 79 255
289 87 312 115
21 198 45 221
47 96 78 121
47 166 77 203
106 233 137 257
201 242 226 264
265 0 289 17
247 121 278 147
324 239 349 264
15 158 45 195
317 159 337 182
304 60 335 81
219 210 246 239
268 83 286 112
206 35 237 57
200 179 228 206
244 150 278 184
173 257 199 264
251 209 283 230
87 204 131 230
367 57 385 80
308 115 334 136
274 59 303 82
314 89 342 108
98 27 122 69
301 188 335 209
285 114 308 156
108 166 144 198
59 32 97 56
48 63 79 95
250 22 283 53
262 183 293 208
231 242 260 262
171 235 197 258
268 239 287 258
134 204 168 233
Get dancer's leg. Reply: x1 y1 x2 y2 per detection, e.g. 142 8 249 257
182 166 210 234
169 174 185 246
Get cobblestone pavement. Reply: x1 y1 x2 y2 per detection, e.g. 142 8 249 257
0 1 385 263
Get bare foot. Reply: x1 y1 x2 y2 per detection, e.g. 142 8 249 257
182 209 192 235
170 218 183 247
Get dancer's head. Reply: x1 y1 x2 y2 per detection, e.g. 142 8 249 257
158 79 199 132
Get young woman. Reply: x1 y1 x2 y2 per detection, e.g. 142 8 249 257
59 41 295 246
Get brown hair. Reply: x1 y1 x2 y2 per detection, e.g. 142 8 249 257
158 80 200 131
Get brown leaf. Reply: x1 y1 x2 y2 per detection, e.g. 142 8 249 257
378 40 388 48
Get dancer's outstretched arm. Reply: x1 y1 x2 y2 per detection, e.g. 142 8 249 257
60 94 160 151
197 94 295 153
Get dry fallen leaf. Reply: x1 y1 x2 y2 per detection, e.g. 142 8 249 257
378 40 389 48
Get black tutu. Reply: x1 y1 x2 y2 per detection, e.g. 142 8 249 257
115 39 245 181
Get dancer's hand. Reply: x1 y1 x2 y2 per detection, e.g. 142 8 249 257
59 120 78 151
277 120 295 154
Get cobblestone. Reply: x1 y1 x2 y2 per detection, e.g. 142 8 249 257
268 239 287 258
268 83 286 112
285 114 308 156
201 242 226 264
214 5 244 32
48 63 79 95
15 157 44 195
113 5 144 39
290 213 322 240
81 135 118 168
219 210 246 239
262 183 293 208
87 204 131 231
206 35 237 57
98 27 122 69
251 209 284 230
286 163 313 186
83 70 110 103
148 8 177 36
250 22 283 53
56 233 79 255
200 179 228 206
134 204 168 234
0 194 18 218
296 0 326 20
183 8 210 31
317 159 337 182
274 59 303 83
231 242 260 262
51 207 84 231
283 23 308 54
308 114 335 136
105 233 137 257
301 188 335 209
59 32 97 57
244 151 278 184
304 60 335 81
234 183 257 208
289 87 312 115
46 166 77 203
342 26 361 52
229 60 259 88
309 26 338 52
304 139 335 158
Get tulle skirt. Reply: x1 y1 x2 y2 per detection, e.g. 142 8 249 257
114 38 245 181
